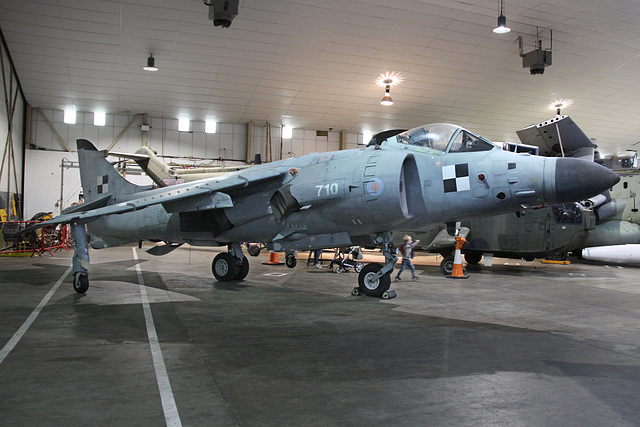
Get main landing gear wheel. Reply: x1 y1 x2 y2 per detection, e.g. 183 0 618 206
358 263 391 297
73 272 89 294
440 255 454 276
464 252 482 265
212 253 239 281
248 245 261 257
234 257 250 281
546 252 567 261
285 254 297 268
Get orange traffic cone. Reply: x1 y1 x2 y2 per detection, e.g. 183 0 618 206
263 251 283 265
448 236 469 279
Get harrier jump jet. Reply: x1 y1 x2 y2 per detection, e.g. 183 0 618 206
26 123 619 297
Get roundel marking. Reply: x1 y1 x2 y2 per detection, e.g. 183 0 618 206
366 178 384 196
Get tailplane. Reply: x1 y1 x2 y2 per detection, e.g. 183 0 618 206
77 139 151 204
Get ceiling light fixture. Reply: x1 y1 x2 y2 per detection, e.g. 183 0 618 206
493 0 511 34
93 111 106 126
549 99 572 115
63 106 76 124
205 118 217 134
143 54 158 71
380 79 394 106
376 72 403 88
178 117 190 132
282 124 292 139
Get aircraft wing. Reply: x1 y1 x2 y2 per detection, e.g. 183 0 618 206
18 167 285 233
108 151 150 161
516 115 596 159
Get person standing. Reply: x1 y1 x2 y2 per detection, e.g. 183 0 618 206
314 248 323 268
395 235 420 281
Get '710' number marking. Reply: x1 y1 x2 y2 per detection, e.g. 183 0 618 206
316 182 339 197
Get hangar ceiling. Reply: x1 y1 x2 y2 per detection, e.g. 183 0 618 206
1 0 640 155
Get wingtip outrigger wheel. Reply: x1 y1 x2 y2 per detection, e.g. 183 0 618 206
285 253 297 268
73 272 89 294
71 223 90 294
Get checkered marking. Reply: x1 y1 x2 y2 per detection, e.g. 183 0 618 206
97 175 109 194
442 163 470 193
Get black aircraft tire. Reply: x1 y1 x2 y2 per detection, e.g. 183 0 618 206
285 255 297 268
546 252 567 261
73 272 89 294
358 263 391 297
464 252 482 265
248 245 261 257
234 257 250 281
212 253 239 281
440 255 454 276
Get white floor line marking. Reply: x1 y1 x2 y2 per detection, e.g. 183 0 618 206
0 266 71 366
132 248 182 427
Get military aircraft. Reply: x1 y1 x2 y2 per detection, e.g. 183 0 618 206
406 199 595 274
515 117 640 259
576 151 640 263
115 145 252 187
23 123 619 297
581 152 640 248
122 122 599 272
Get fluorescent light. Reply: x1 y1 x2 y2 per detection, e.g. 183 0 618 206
93 111 106 126
63 107 76 124
205 119 217 134
363 130 373 144
282 125 292 139
178 117 190 132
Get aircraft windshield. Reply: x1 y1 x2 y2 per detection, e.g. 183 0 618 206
396 124 456 151
395 123 494 153
448 130 495 152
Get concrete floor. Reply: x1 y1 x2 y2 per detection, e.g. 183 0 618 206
1 244 640 426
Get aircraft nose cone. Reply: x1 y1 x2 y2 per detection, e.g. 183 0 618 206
549 158 620 203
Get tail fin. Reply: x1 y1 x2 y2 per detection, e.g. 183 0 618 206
77 139 150 203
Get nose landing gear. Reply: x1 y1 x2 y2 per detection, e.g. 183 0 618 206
354 232 397 299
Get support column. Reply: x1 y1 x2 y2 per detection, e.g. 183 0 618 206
246 120 253 163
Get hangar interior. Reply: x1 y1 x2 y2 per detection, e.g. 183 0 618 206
2 1 640 426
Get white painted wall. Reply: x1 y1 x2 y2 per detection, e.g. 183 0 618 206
25 108 365 218
23 150 153 220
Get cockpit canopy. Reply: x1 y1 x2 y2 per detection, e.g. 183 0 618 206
370 123 496 153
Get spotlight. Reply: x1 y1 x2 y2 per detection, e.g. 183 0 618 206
493 0 511 34
380 79 393 106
